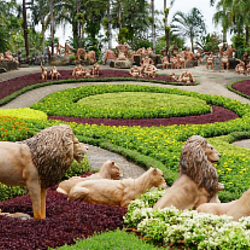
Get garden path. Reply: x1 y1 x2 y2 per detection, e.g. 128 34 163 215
1 64 250 176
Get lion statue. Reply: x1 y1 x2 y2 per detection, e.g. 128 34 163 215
68 167 167 208
197 188 250 221
153 135 224 210
56 160 123 196
0 125 88 219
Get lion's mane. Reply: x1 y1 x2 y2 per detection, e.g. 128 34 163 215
179 135 219 196
18 125 75 188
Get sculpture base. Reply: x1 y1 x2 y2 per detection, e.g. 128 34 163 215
111 60 133 69
0 61 19 71
49 56 72 65
213 57 238 70
186 60 198 68
0 68 7 74
19 64 30 68
75 60 89 66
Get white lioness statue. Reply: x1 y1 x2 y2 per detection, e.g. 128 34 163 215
57 160 123 196
68 167 167 207
197 188 250 221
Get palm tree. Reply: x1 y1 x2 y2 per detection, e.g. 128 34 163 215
23 0 29 56
171 7 206 52
212 0 232 42
28 0 50 54
163 0 175 59
151 0 155 53
49 0 54 55
232 0 250 45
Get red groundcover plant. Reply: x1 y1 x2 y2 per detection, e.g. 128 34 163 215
232 80 250 97
0 189 126 250
49 105 238 127
0 70 184 101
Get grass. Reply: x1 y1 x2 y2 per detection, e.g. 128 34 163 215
51 229 165 250
77 92 208 111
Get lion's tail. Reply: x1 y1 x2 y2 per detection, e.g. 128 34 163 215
68 186 89 201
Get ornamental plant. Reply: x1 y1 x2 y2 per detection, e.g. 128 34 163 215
124 189 250 249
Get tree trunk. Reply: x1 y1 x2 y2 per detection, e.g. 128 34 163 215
164 0 169 60
50 0 54 56
246 25 249 46
118 2 122 33
191 36 194 53
77 0 81 48
151 0 155 53
107 0 112 49
223 28 227 42
23 0 29 57
41 19 45 54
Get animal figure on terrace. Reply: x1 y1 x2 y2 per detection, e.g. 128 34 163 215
177 70 195 83
40 61 48 80
76 48 86 61
57 160 123 196
84 69 93 78
153 135 224 210
129 65 141 77
235 59 245 75
169 72 178 81
92 62 100 76
72 64 85 76
85 51 96 64
197 188 250 221
50 66 61 80
68 167 167 207
0 125 88 219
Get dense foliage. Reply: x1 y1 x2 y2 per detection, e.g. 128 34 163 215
124 189 250 249
31 85 210 119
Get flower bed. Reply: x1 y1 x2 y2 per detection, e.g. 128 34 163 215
48 105 238 127
229 79 250 99
124 189 250 249
31 85 211 119
0 70 197 106
0 185 126 250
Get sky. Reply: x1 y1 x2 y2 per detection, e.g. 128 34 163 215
16 0 223 48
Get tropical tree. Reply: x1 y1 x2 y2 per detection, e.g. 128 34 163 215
163 0 175 59
171 7 206 52
212 0 231 42
27 0 50 54
49 0 54 55
23 0 29 56
232 0 250 45
112 0 149 50
151 0 155 52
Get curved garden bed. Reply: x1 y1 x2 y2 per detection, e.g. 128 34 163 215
0 70 198 107
228 79 250 99
1 75 250 249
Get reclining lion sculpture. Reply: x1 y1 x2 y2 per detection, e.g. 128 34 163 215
56 160 123 196
0 125 88 219
68 167 167 207
197 188 250 221
153 135 224 210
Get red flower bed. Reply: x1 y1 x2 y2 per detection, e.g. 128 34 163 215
0 70 183 101
0 188 126 250
49 105 238 127
232 80 250 96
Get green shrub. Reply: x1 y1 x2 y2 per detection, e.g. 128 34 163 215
51 229 162 250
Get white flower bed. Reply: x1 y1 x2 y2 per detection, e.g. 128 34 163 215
124 189 250 249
